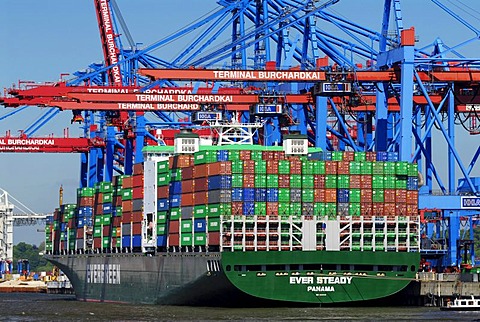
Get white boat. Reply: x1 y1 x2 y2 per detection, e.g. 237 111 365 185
440 296 480 311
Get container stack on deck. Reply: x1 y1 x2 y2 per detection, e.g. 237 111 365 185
46 146 420 255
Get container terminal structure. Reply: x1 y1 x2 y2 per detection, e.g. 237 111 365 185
0 0 479 305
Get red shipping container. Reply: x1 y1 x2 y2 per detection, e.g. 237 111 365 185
313 175 325 188
93 237 102 249
361 202 372 217
325 189 337 203
384 189 396 203
194 191 208 205
181 193 195 207
395 189 407 204
113 196 122 206
208 232 220 246
231 202 243 215
157 185 169 199
194 164 207 178
169 220 179 234
194 177 208 191
360 189 373 203
79 197 94 207
325 161 337 175
68 219 75 229
132 174 143 188
266 202 279 216
182 167 194 180
133 186 143 200
349 175 361 189
243 174 255 188
133 163 144 175
239 150 251 160
343 151 355 161
132 222 142 235
407 204 418 216
262 151 274 160
182 179 194 193
266 160 279 174
207 161 232 175
314 189 326 202
366 152 377 161
406 191 418 205
103 225 111 236
360 175 372 189
337 161 350 175
76 227 84 239
372 203 384 216
289 159 302 174
122 176 133 188
95 205 103 215
169 233 180 246
122 212 132 223
113 217 122 226
384 203 396 216
278 175 290 188
243 160 256 174
395 204 407 216
132 211 143 223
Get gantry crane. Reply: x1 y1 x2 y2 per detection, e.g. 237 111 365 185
1 0 479 270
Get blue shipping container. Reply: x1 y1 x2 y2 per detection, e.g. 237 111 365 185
217 150 229 161
242 188 255 202
121 236 131 248
102 203 112 214
132 235 142 247
169 195 181 208
194 219 207 232
157 198 170 211
243 202 255 215
157 235 167 247
78 206 93 216
208 175 232 190
337 189 350 203
255 188 267 202
387 152 399 162
231 188 243 202
266 188 279 202
376 152 388 161
169 181 182 194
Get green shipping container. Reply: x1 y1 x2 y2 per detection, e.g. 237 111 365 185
207 217 220 231
102 237 111 248
332 151 343 161
194 205 207 218
395 177 408 189
325 175 337 189
170 208 181 220
325 203 337 216
157 160 169 173
157 225 166 235
384 176 396 189
290 175 302 188
194 151 216 165
231 174 243 187
395 161 409 175
361 161 373 175
102 214 111 226
372 162 384 175
384 162 396 175
302 175 314 189
290 202 302 216
254 175 267 187
181 219 193 233
349 203 361 216
278 188 290 202
157 173 171 186
312 161 325 175
278 160 290 174
278 203 290 216
194 233 207 246
254 160 267 174
251 150 263 161
157 211 168 224
180 233 193 246
349 162 362 175
354 152 366 161
78 187 95 197
408 163 418 176
231 160 244 173
170 168 182 181
349 189 361 203
255 202 267 215
301 161 314 175
93 226 102 238
266 175 279 188
372 176 384 189
314 203 326 217
337 175 350 189
372 189 385 202
301 189 314 202
122 189 132 200
228 150 241 161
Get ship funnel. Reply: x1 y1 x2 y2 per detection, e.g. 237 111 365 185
174 131 200 154
283 134 308 155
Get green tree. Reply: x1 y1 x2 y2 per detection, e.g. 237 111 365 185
13 242 53 273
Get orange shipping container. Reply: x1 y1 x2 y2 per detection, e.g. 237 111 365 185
169 155 193 169
194 164 207 178
384 203 396 216
243 174 255 188
360 175 372 189
122 200 133 212
314 189 326 202
406 191 418 205
207 161 232 175
132 211 143 223
395 189 407 204
337 161 350 175
132 222 142 235
243 160 256 174
384 189 396 203
181 193 195 207
182 179 194 193
325 188 337 203
325 161 337 175
122 176 133 188
349 175 361 189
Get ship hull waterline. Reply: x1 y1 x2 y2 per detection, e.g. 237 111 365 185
46 250 420 307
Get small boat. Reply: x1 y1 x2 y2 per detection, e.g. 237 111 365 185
440 296 480 311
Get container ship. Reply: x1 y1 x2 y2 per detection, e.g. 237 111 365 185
44 134 421 305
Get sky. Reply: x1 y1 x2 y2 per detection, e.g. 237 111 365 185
1 0 479 246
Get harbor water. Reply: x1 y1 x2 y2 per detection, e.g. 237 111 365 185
1 293 479 321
